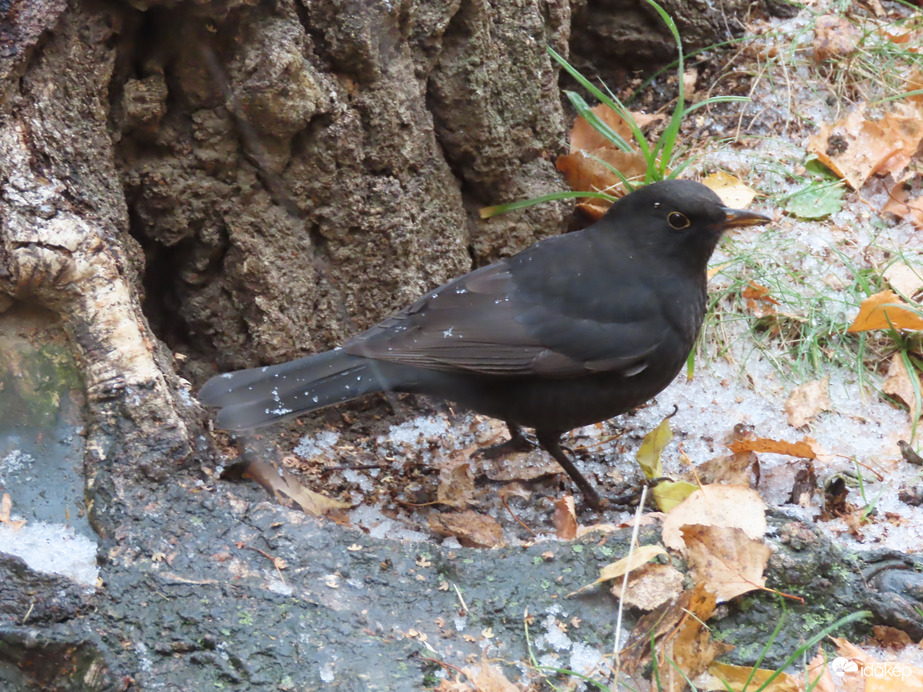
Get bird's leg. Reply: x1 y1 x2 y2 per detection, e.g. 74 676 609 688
535 430 606 510
471 422 535 460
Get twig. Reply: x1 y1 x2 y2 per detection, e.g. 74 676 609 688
610 483 650 692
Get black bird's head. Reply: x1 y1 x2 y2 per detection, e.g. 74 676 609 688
601 179 771 270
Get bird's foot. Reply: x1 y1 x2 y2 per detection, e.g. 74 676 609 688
471 425 536 460
602 476 674 509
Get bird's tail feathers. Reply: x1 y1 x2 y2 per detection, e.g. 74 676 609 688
199 350 397 430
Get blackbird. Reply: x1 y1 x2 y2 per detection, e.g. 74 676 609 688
200 179 770 509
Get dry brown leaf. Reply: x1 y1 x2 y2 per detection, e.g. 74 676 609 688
883 352 921 422
480 452 560 481
428 510 503 548
884 178 923 229
575 511 663 540
620 582 728 680
702 171 757 208
847 290 923 332
742 281 777 302
872 625 915 649
552 495 577 540
785 377 831 428
661 485 767 553
683 67 700 102
567 103 636 152
866 0 885 17
829 637 923 691
813 15 861 62
881 27 922 50
726 436 819 459
653 584 733 692
567 543 668 596
689 452 758 487
556 103 663 218
242 460 350 516
574 522 624 538
906 67 923 104
597 543 667 581
616 562 685 611
702 661 800 691
437 460 475 508
706 260 734 282
463 662 520 692
682 525 771 602
807 107 923 190
0 493 26 530
805 645 843 692
556 147 645 218
875 107 923 180
884 260 923 298
743 281 779 318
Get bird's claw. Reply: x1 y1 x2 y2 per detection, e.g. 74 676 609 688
471 433 536 460
600 476 673 509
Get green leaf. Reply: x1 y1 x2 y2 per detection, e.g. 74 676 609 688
782 182 845 219
636 415 673 479
803 157 839 180
652 480 698 512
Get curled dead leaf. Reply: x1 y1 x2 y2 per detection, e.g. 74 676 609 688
615 562 684 611
457 661 519 692
0 493 26 530
620 582 732 685
661 485 767 554
883 352 921 422
242 460 351 517
552 495 577 540
690 452 759 487
847 290 923 332
437 460 475 508
807 105 923 190
702 171 756 209
813 15 861 63
743 281 779 319
704 661 800 692
556 103 664 218
682 524 771 602
784 377 831 428
567 543 668 597
884 178 923 230
726 436 819 460
428 510 502 548
884 259 923 299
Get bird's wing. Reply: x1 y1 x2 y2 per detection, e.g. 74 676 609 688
343 252 672 378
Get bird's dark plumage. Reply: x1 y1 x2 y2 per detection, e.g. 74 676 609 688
200 180 770 508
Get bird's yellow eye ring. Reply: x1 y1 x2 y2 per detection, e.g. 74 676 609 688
668 211 690 229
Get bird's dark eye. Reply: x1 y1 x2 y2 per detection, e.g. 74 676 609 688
668 211 690 229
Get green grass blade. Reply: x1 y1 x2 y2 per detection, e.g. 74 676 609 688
580 150 638 191
683 96 752 114
751 611 871 691
480 190 615 218
564 90 635 153
641 0 685 177
901 348 921 444
548 46 652 160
